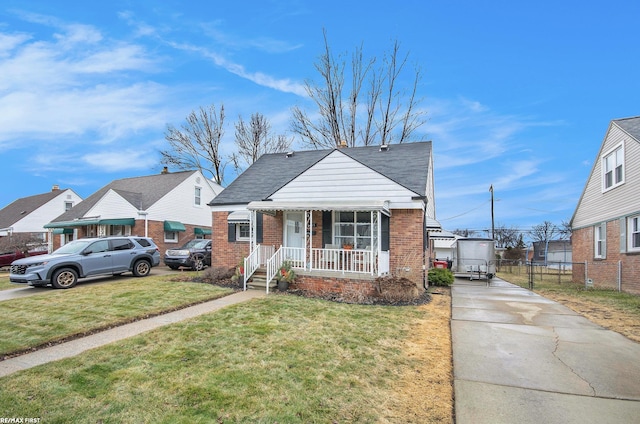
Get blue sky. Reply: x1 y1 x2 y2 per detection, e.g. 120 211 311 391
1 0 638 235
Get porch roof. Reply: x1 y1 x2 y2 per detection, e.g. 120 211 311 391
247 200 390 215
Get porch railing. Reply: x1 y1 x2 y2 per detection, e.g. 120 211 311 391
243 244 275 290
265 246 305 294
310 248 375 274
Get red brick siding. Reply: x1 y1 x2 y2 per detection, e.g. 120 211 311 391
572 222 640 294
50 220 209 258
389 209 427 287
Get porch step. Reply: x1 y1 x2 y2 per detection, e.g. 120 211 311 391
247 269 277 290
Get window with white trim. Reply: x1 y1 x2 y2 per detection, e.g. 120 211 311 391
165 231 179 243
334 211 374 249
194 186 202 206
594 223 606 259
602 144 624 191
236 223 250 241
628 215 640 252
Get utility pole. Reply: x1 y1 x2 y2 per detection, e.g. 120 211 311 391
489 184 494 240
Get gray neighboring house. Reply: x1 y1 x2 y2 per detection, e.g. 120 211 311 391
0 186 82 247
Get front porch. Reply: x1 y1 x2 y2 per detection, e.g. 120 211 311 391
243 245 389 293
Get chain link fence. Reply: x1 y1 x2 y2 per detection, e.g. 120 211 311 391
496 259 624 291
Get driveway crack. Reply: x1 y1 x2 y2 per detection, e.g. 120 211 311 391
551 327 596 396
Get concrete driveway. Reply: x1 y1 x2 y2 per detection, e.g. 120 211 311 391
452 277 640 424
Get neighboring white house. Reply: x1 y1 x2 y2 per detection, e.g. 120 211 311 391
45 169 222 254
0 186 82 244
570 116 640 294
431 230 459 262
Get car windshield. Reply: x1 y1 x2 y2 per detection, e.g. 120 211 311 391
182 240 209 249
53 240 93 255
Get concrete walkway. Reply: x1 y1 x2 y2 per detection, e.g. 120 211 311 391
452 277 640 424
0 290 265 378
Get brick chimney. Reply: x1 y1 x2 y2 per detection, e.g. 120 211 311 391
161 166 169 174
52 184 60 191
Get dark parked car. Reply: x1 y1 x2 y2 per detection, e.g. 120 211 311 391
164 239 212 271
0 247 48 269
9 236 161 289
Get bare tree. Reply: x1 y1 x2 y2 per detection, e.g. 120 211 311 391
452 229 478 238
528 221 559 243
161 104 227 184
232 113 292 170
0 233 46 255
291 30 426 149
558 219 572 240
487 224 522 248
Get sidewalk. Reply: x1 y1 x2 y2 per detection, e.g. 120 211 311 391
0 290 265 378
452 277 640 424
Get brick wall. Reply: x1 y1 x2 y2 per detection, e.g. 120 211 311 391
389 209 427 287
50 221 209 259
572 222 640 294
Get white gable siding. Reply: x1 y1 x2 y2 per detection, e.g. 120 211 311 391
573 124 640 228
270 150 422 209
12 189 82 233
87 190 139 218
426 153 436 218
148 172 218 226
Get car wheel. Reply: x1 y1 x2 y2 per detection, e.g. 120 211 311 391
51 268 78 289
168 265 179 270
192 256 205 271
133 259 151 277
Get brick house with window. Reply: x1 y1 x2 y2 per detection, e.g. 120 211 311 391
45 169 222 255
208 141 438 294
570 116 640 294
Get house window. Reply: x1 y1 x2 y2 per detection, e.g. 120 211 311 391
236 223 250 241
64 201 73 211
194 187 202 206
334 211 373 249
594 223 606 259
165 231 179 243
628 215 640 252
107 225 131 236
602 144 624 191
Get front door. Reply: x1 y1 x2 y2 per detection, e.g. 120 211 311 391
284 212 305 248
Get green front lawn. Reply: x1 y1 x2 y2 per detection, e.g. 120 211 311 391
0 276 232 356
0 295 428 423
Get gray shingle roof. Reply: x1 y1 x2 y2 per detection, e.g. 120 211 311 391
614 116 640 141
0 190 70 229
50 171 196 223
209 141 432 206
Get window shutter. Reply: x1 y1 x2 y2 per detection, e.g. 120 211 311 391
322 211 332 247
228 223 235 242
620 217 627 253
381 214 390 251
256 213 264 243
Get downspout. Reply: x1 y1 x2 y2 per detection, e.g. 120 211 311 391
423 202 428 290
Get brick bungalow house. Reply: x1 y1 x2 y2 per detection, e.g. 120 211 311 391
208 141 437 294
45 169 222 255
570 116 640 294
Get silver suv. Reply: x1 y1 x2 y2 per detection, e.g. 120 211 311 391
10 236 161 289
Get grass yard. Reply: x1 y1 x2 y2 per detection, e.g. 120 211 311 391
498 270 640 343
0 270 11 290
0 275 232 357
0 292 454 423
